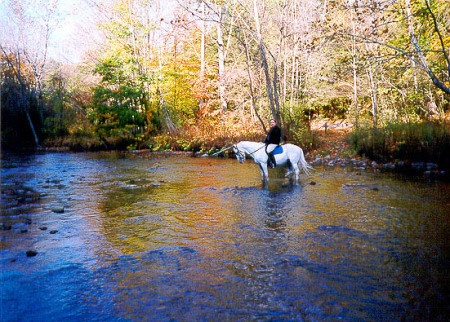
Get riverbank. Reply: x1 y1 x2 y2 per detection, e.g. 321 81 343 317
6 121 449 181
307 125 448 180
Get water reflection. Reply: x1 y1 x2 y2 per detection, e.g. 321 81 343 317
1 152 449 320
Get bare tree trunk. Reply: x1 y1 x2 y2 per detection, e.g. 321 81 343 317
351 9 358 129
242 29 266 133
283 40 287 111
253 0 279 124
24 103 40 146
217 6 226 111
425 0 450 78
1 46 40 146
198 1 206 112
200 1 205 78
402 0 450 95
271 52 281 122
157 87 176 134
405 0 418 93
353 60 358 128
366 64 378 127
20 81 40 147
289 43 297 111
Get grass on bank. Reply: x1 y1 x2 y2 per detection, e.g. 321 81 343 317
350 121 450 168
147 126 321 154
43 122 321 155
44 120 450 172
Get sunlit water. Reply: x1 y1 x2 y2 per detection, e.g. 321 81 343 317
1 152 449 320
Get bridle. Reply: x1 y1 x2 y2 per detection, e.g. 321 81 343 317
233 145 246 163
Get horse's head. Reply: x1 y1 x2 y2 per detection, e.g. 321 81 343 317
233 144 246 163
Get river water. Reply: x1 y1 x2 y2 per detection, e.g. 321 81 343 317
1 152 449 321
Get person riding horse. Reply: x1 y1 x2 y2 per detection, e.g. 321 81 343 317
264 119 282 168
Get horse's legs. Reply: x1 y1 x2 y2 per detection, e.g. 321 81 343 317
259 163 269 181
285 159 294 178
258 164 264 178
291 160 300 183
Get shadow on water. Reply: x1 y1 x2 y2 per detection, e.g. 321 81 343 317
1 152 449 320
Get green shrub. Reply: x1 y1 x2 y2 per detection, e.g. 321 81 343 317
351 121 450 167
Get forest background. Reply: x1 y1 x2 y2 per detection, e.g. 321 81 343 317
1 0 449 169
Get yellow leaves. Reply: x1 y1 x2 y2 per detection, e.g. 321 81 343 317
0 51 36 86
443 36 450 48
114 0 128 12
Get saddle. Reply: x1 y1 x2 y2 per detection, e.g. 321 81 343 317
273 145 283 155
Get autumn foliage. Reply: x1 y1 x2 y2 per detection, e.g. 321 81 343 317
1 0 449 168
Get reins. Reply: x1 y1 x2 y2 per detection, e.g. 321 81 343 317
246 144 265 156
202 143 265 158
202 145 233 157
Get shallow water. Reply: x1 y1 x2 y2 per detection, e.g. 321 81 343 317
1 151 449 320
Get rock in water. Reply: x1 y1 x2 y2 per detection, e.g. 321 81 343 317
26 250 38 257
51 206 65 213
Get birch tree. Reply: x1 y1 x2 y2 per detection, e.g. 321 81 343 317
252 0 279 124
0 0 59 146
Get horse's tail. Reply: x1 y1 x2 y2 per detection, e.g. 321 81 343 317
298 147 313 176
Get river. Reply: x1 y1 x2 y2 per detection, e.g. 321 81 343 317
1 151 449 320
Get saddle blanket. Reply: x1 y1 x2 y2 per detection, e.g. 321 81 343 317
273 145 283 155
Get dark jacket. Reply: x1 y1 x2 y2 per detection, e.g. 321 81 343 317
265 125 282 145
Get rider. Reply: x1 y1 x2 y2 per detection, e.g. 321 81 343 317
264 119 282 168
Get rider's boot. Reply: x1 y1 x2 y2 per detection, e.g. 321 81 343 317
268 152 276 168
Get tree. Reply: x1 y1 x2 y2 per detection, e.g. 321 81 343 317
42 63 91 139
346 0 450 96
252 0 279 125
1 46 40 146
1 0 62 147
403 0 450 95
2 0 60 123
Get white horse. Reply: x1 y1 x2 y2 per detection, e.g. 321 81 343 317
232 141 312 182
